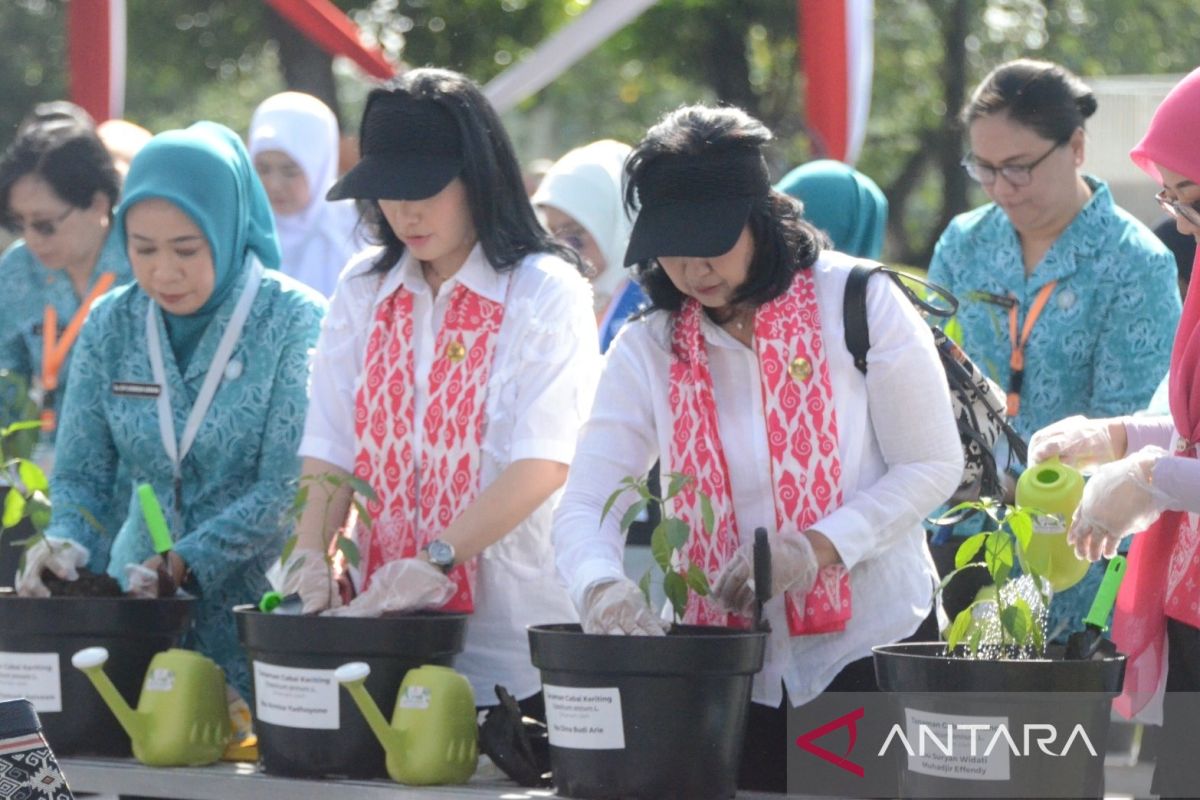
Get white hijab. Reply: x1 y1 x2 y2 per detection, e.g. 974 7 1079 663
533 139 634 304
248 91 362 298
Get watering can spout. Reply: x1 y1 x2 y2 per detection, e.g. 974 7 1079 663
335 663 406 756
71 647 148 744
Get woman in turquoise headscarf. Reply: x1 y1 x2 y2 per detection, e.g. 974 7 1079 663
15 122 327 698
776 159 888 260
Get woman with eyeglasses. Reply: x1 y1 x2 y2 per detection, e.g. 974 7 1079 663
0 118 134 443
1028 66 1200 800
927 59 1181 643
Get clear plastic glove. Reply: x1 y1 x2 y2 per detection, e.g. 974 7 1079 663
1069 446 1169 562
713 531 819 618
15 537 89 598
124 564 161 598
580 578 668 636
1029 415 1125 469
277 547 342 614
323 558 454 618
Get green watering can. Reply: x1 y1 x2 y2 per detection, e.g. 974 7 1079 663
71 646 230 766
1016 457 1089 591
334 661 477 785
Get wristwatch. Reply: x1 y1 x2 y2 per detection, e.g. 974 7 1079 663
423 539 456 574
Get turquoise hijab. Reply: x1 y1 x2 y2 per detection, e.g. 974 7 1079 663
115 121 280 367
776 159 888 260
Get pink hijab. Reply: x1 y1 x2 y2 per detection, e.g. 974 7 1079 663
1130 66 1200 445
1115 67 1200 719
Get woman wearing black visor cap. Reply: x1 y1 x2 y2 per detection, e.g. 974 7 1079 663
553 105 963 791
282 68 600 720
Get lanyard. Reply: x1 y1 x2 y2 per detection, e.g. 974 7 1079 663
1006 280 1057 417
39 271 117 431
146 257 263 521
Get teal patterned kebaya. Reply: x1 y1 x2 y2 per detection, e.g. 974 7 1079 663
928 177 1180 443
928 176 1181 643
46 122 326 697
0 231 132 405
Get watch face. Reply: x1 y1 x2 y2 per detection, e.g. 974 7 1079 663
427 539 454 566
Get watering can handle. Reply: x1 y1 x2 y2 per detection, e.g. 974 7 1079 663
137 483 174 556
1082 555 1127 631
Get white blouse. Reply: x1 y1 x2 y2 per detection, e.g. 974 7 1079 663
553 249 963 707
302 243 601 700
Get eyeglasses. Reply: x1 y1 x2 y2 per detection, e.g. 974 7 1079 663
961 140 1065 187
1155 190 1200 227
14 206 77 239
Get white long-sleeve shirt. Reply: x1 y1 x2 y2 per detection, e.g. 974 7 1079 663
553 250 964 707
301 244 601 700
1125 416 1200 513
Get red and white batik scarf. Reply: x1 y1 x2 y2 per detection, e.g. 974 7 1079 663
669 269 850 635
353 281 504 612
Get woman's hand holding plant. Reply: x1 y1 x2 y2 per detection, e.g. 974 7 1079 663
279 546 343 614
580 577 668 636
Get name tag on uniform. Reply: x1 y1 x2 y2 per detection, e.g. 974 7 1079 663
112 381 161 398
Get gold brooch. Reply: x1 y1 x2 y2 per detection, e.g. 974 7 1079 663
789 357 812 382
446 341 467 363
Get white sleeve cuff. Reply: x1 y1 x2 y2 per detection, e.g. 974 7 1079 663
298 435 356 474
510 437 577 465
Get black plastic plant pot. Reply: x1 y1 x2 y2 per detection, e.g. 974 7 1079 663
873 642 1126 799
528 623 767 800
235 606 467 779
0 590 195 756
0 517 32 589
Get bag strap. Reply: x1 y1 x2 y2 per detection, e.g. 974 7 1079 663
843 263 959 375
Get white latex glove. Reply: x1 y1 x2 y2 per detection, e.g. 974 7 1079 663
323 558 455 617
1069 446 1169 562
713 531 819 618
15 537 90 598
580 578 668 636
278 547 343 614
1029 415 1124 469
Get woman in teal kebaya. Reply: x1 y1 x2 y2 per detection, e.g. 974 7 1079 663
928 60 1180 643
15 122 326 697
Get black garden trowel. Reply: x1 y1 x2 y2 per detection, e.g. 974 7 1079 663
1064 555 1127 661
753 527 772 632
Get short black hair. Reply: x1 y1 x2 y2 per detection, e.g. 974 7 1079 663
0 119 120 230
962 59 1097 143
361 68 580 274
624 105 826 316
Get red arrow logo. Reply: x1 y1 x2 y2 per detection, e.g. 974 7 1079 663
794 706 865 777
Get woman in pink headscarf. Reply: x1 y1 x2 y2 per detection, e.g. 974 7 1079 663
1029 67 1200 798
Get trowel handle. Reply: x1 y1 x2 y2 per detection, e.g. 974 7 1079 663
137 483 174 555
753 527 771 631
1083 555 1127 631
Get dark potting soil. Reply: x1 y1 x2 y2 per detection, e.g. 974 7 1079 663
42 568 124 597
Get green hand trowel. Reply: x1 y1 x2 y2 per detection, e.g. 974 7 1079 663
137 483 177 596
1065 555 1127 661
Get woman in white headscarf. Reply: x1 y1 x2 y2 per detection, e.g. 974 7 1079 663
534 139 645 352
249 91 362 297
